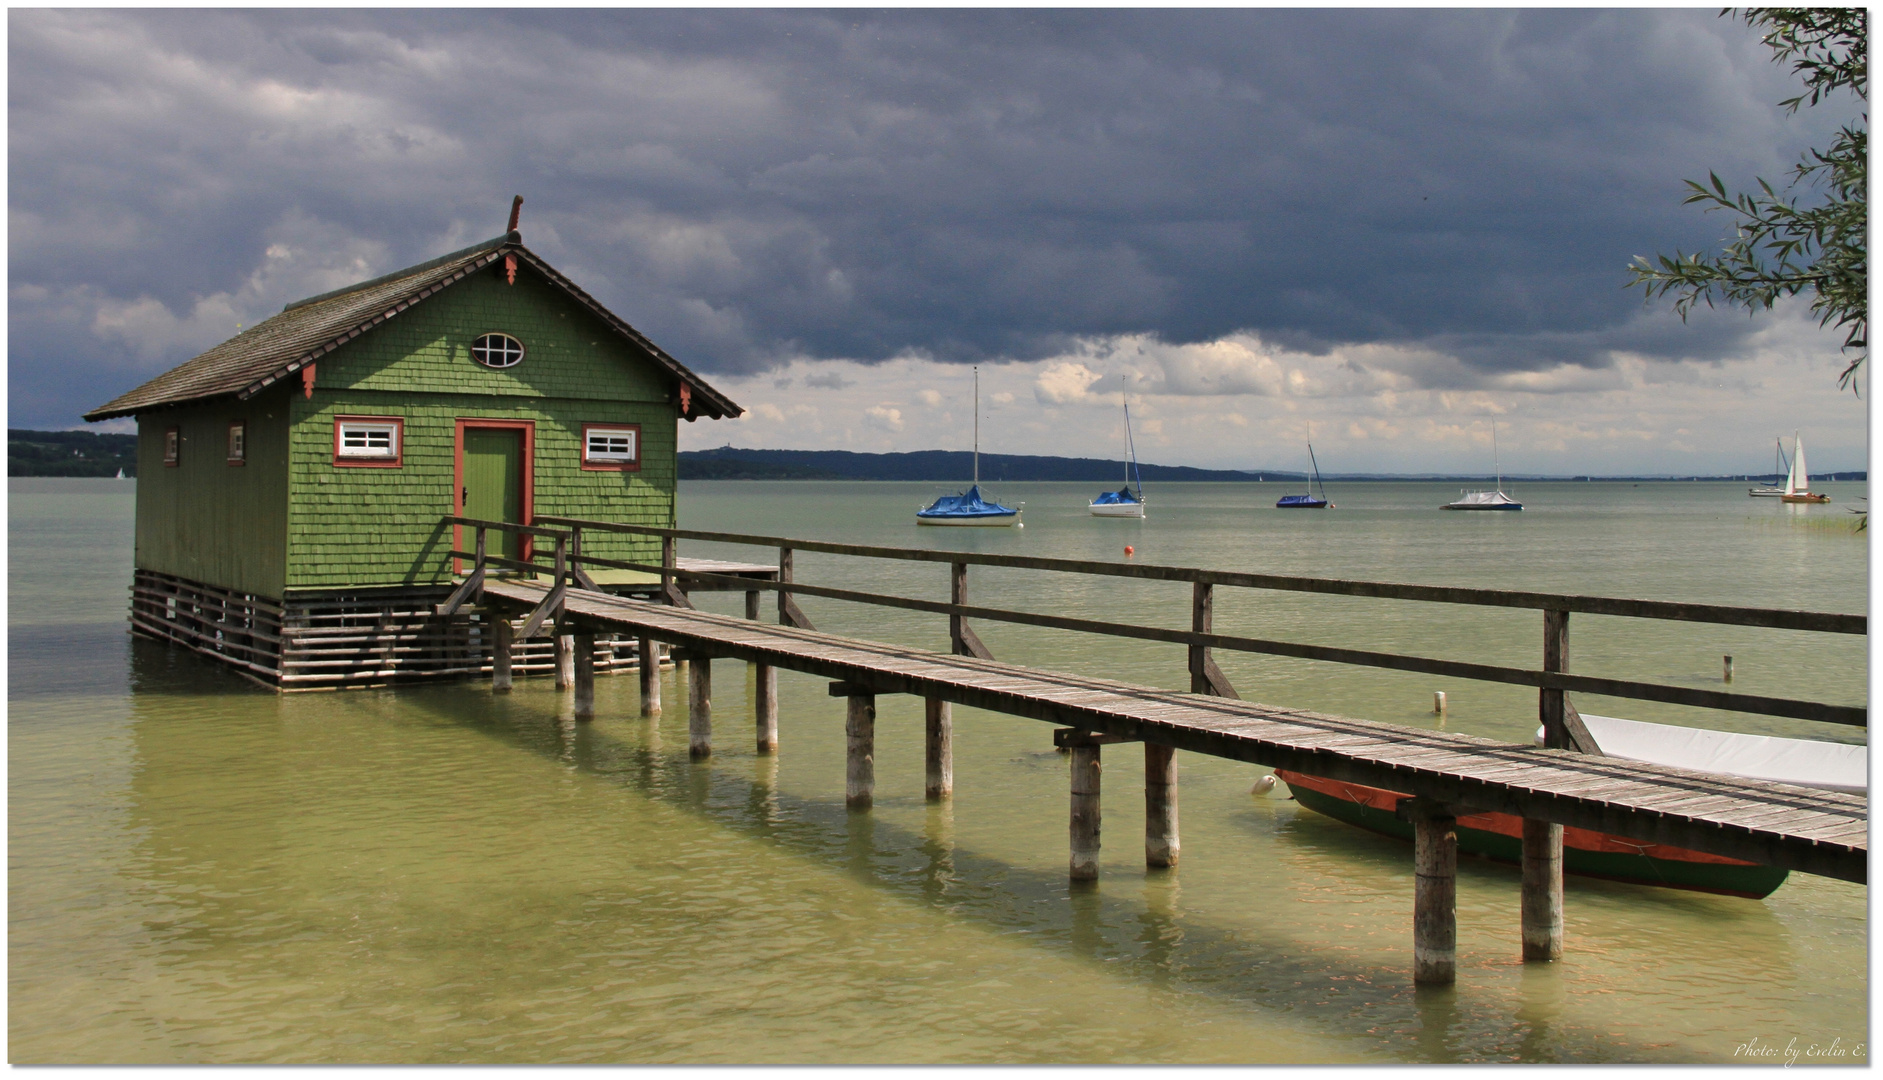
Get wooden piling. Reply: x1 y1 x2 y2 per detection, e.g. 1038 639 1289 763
846 692 875 809
638 637 661 716
1144 743 1179 868
688 656 712 758
1521 817 1564 961
1412 801 1458 985
925 698 952 800
1070 741 1102 881
572 632 595 718
554 633 575 690
748 589 777 752
491 617 514 692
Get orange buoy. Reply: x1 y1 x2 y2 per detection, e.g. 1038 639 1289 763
1124 545 1135 557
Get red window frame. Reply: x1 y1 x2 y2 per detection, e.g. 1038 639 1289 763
227 420 247 466
452 418 536 571
332 416 405 468
580 422 643 472
163 426 180 467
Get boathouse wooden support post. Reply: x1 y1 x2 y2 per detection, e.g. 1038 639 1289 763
572 632 595 718
491 616 514 692
1521 817 1564 962
1144 743 1179 868
846 692 876 809
925 698 952 800
554 634 575 689
688 655 712 758
748 589 777 753
1410 798 1458 986
1069 737 1102 881
1525 607 1571 961
638 636 661 716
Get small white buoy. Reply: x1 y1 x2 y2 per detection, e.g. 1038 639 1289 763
1251 774 1277 796
1433 691 1447 715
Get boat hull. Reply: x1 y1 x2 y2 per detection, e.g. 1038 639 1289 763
1748 487 1787 497
1089 502 1144 518
1277 770 1789 899
916 512 1020 526
1780 492 1832 503
1275 496 1328 509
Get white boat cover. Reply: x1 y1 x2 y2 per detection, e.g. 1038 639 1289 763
1535 714 1866 794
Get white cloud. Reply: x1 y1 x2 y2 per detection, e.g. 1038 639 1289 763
685 299 1867 475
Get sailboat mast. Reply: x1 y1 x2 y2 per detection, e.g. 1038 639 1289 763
973 366 980 486
1492 419 1502 492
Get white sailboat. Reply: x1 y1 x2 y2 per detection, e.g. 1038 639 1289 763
1442 419 1523 511
918 366 1022 526
1090 381 1146 517
1748 437 1791 497
1778 432 1831 503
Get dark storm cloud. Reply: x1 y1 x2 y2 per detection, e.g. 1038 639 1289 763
9 8 1847 427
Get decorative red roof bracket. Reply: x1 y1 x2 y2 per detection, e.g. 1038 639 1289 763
301 363 317 399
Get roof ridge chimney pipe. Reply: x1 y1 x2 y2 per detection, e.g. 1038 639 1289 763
507 195 523 238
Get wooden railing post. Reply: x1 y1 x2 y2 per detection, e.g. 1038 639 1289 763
951 562 968 654
474 527 487 603
1189 582 1212 694
949 562 992 659
778 547 793 622
661 534 677 604
553 536 574 689
1540 610 1569 749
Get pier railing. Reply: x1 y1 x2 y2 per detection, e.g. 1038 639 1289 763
449 515 1866 735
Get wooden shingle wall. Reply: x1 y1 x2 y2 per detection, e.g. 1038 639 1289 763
283 263 678 592
133 391 291 597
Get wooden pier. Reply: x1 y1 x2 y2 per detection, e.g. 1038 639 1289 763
448 515 1865 987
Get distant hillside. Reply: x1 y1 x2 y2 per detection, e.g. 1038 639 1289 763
10 429 137 477
678 446 1272 482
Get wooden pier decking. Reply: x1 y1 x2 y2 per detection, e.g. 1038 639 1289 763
483 578 1865 884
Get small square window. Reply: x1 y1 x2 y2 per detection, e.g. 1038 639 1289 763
582 424 641 470
334 417 404 467
227 421 247 465
164 427 180 466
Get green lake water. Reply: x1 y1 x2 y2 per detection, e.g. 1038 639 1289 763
8 477 1868 1063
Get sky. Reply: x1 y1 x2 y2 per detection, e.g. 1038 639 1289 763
9 8 1869 475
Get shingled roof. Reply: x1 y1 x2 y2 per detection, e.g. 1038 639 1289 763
84 231 740 422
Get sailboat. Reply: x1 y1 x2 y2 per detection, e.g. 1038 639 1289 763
1442 419 1523 511
918 366 1022 526
1090 382 1146 518
1276 426 1332 509
1748 437 1792 497
1778 432 1831 503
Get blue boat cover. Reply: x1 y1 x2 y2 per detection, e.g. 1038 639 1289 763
918 484 1018 518
1275 494 1328 508
1090 486 1143 505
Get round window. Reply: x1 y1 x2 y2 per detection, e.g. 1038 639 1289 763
471 333 526 368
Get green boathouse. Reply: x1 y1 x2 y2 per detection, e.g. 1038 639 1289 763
85 209 739 687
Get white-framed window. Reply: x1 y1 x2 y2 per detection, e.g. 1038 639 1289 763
471 332 526 369
582 423 641 470
334 417 404 466
227 421 247 464
164 426 180 466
